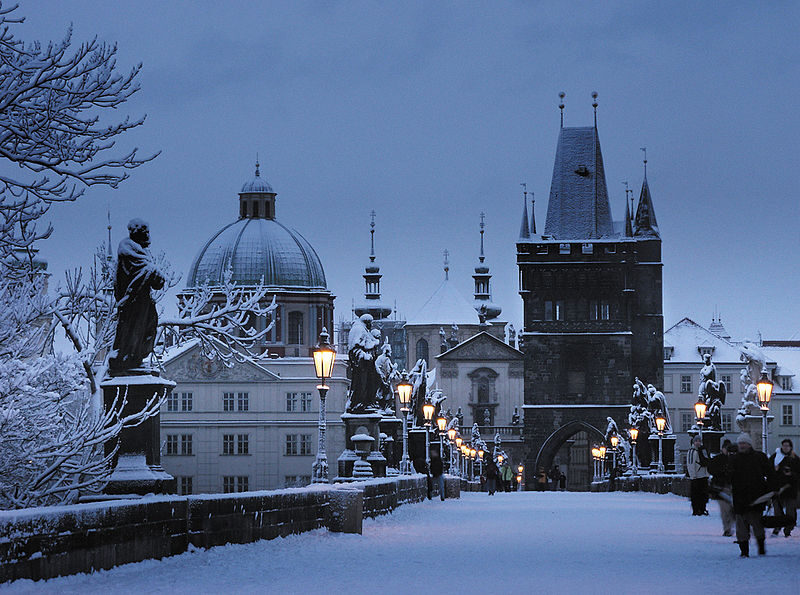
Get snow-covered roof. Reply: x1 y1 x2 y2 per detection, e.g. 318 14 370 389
763 346 800 388
664 317 744 363
633 176 659 238
406 277 480 326
543 126 616 240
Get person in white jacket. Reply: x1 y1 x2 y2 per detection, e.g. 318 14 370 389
687 435 711 515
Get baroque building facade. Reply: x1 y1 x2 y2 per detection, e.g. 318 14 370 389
518 102 664 488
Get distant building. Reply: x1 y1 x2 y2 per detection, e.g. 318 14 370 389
518 101 664 489
160 162 346 494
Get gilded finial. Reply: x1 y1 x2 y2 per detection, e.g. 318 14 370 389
255 153 260 177
479 213 485 263
592 91 598 126
640 147 647 176
558 92 565 127
443 249 450 281
369 210 376 262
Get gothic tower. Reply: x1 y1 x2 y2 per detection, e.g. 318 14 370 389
516 94 664 488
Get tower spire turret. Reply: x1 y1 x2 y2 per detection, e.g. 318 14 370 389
559 91 565 128
530 192 537 236
473 213 501 321
519 183 531 240
623 181 633 237
633 150 659 238
354 211 391 319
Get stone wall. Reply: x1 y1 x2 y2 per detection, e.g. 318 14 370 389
1 475 457 584
589 474 690 497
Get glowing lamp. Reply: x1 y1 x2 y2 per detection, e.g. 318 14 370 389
436 416 447 432
470 448 477 459
610 435 619 448
455 436 463 448
497 455 504 464
629 427 639 442
599 446 606 458
447 428 456 441
517 464 523 474
478 449 484 460
655 416 666 433
397 371 412 408
694 399 707 421
313 329 335 383
757 370 773 410
516 474 522 484
422 401 435 423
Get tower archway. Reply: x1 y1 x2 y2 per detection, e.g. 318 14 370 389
534 420 605 491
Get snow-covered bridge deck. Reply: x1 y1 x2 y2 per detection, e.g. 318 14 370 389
7 492 800 594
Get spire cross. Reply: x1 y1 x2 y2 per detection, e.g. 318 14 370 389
479 212 485 262
369 210 376 262
443 249 450 280
255 153 260 177
591 91 598 127
640 147 647 176
558 92 565 127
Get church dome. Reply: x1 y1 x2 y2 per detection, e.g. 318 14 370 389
187 218 326 289
240 174 273 194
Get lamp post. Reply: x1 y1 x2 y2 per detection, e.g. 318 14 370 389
397 371 413 475
455 435 463 477
447 428 456 473
478 448 484 478
599 445 607 478
655 415 666 473
591 447 600 482
610 434 619 472
422 400 435 470
757 368 773 453
629 427 639 476
437 416 447 467
517 463 524 491
694 398 707 439
311 328 335 484
470 448 477 480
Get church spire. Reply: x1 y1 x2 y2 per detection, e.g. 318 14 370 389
473 213 501 320
633 149 659 238
623 181 633 237
354 210 391 319
519 183 531 240
530 192 537 235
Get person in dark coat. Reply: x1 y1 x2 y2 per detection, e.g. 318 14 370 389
485 459 499 495
687 435 711 516
413 457 432 500
730 433 773 557
430 452 445 501
769 438 800 537
708 439 735 536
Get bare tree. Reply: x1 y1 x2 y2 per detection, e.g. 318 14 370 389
0 1 157 260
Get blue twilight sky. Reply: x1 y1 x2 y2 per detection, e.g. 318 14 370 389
19 1 800 341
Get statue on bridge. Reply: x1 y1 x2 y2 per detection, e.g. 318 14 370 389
345 314 382 413
698 353 726 430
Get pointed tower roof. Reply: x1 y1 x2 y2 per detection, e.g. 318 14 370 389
709 310 731 341
407 253 480 326
473 213 501 321
624 192 633 237
354 211 392 320
518 185 530 240
543 126 614 239
633 174 659 238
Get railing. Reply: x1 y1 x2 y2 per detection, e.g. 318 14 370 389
477 425 523 440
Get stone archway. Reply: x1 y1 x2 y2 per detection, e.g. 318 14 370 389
534 420 605 490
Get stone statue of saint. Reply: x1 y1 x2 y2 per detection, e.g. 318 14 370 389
698 353 726 429
346 313 381 413
439 327 448 353
109 219 165 375
483 408 491 425
375 338 397 413
511 407 520 425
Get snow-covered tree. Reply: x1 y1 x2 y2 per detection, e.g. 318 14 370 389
0 1 156 262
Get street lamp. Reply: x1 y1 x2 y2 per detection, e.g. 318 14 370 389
470 448 477 480
447 427 456 473
422 400 435 469
517 463 524 491
599 445 607 478
629 427 639 476
610 434 619 471
478 448 484 478
397 370 413 475
311 328 335 484
694 398 707 439
655 415 666 473
436 416 447 469
591 447 600 481
757 368 773 453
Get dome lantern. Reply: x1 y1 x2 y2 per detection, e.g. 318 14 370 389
239 157 277 220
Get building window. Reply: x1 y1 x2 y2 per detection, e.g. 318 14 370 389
559 243 570 254
536 245 548 255
664 347 674 360
699 347 714 357
178 476 193 495
181 392 193 411
237 434 249 455
416 338 429 366
166 392 179 412
589 301 610 321
223 476 234 493
721 412 732 433
222 476 248 493
286 434 299 456
286 392 313 412
605 244 617 254
223 392 234 411
237 392 249 411
555 300 564 320
782 404 794 426
680 375 692 393
223 434 234 455
581 243 593 254
300 434 312 456
166 434 178 455
288 311 303 345
545 300 565 321
180 434 193 455
680 412 694 432
284 476 310 488
720 375 732 393
663 375 673 393
780 377 793 391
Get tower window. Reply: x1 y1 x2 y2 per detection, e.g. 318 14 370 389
251 201 259 218
416 338 429 366
288 311 303 345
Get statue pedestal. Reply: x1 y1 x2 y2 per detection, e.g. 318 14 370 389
101 373 175 495
337 412 386 479
688 429 725 455
647 434 677 473
736 414 774 453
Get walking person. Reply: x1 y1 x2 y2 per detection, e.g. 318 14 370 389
769 438 800 537
708 439 735 536
430 451 445 501
485 458 499 495
687 435 710 515
730 433 773 557
413 457 432 500
501 462 514 492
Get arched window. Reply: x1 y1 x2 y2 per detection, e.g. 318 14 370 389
415 338 429 366
288 311 303 345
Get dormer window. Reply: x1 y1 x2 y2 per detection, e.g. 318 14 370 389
664 346 674 361
559 243 570 255
698 346 715 357
582 243 593 255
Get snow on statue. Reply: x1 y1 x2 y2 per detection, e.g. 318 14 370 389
345 314 381 413
375 338 398 414
698 353 726 430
